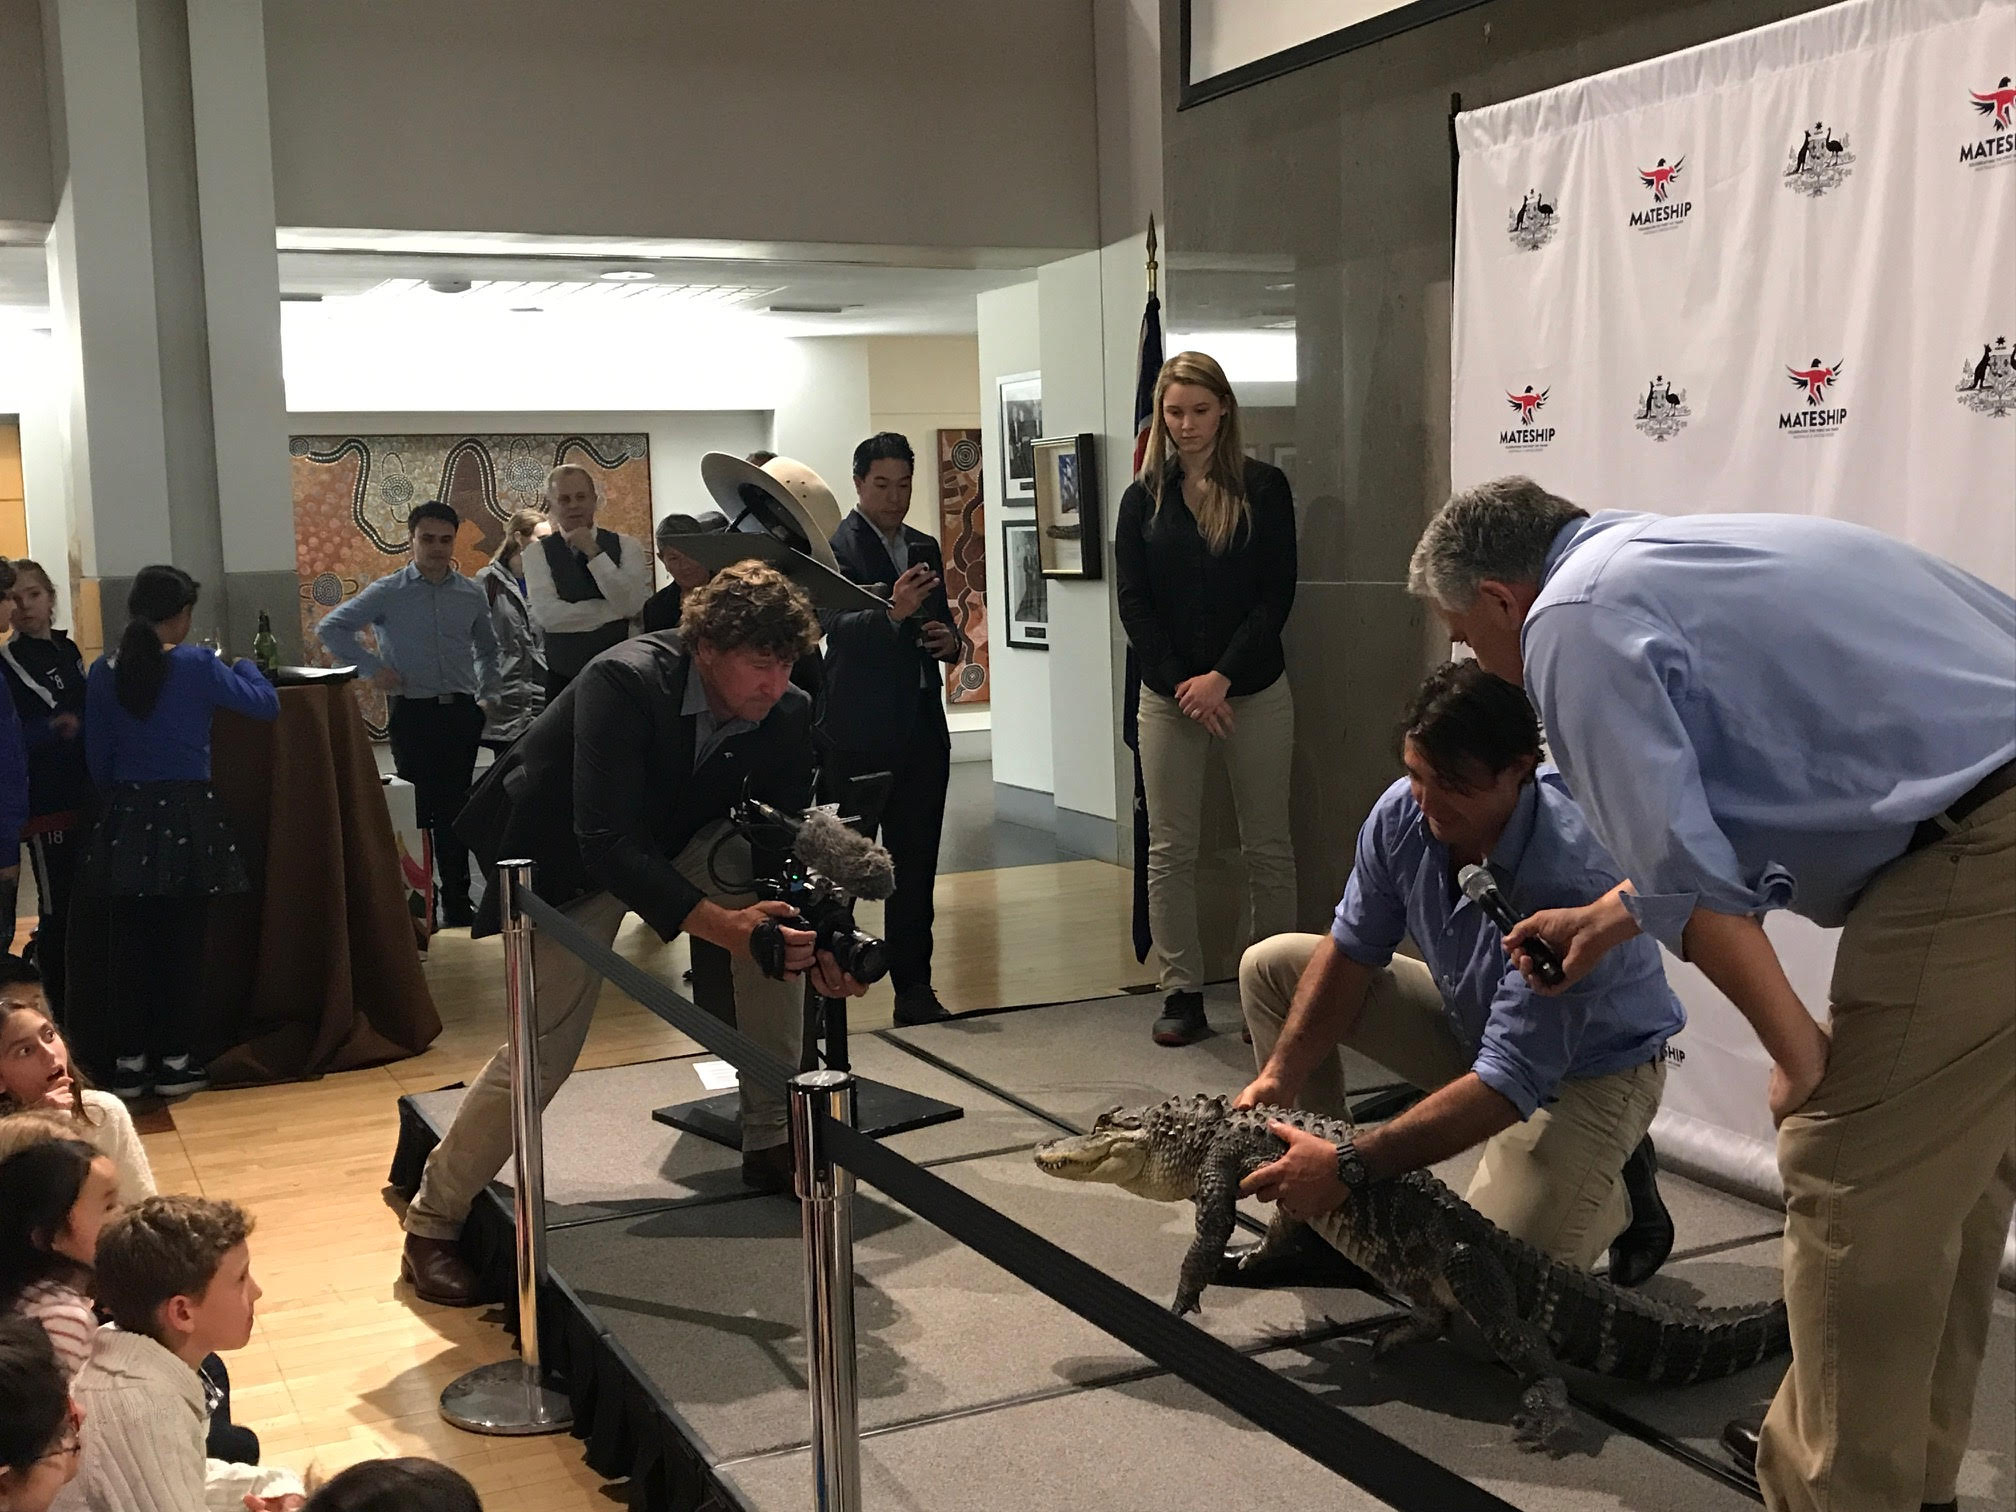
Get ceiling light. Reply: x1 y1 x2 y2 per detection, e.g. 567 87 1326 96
510 306 544 314
425 277 472 294
765 302 852 316
1264 282 1295 291
599 269 656 282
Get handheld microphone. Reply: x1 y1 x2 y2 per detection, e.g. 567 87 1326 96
1457 864 1565 986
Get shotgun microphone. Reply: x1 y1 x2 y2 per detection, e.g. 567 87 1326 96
1457 864 1566 986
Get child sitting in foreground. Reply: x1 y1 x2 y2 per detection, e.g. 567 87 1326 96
57 1196 302 1512
0 1313 85 1512
0 1131 120 1380
302 1458 481 1512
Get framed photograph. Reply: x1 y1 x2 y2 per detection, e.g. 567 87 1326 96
997 372 1042 506
1003 521 1049 650
1032 433 1101 580
1271 443 1297 480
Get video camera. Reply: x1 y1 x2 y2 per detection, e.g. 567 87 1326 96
725 796 891 987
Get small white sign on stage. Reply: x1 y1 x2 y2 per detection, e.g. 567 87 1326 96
1450 0 2015 1252
693 1061 739 1092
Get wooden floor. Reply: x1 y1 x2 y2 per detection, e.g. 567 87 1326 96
136 858 1152 1508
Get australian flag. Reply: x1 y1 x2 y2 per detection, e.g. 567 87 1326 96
1123 286 1162 964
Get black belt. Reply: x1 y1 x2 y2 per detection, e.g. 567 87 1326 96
1908 758 2016 855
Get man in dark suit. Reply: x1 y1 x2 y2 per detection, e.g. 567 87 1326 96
640 512 727 634
399 561 868 1305
821 432 960 1025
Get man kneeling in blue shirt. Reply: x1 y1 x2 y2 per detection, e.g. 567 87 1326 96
1234 661 1683 1285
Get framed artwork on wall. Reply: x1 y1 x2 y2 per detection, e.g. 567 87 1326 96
936 428 989 704
997 372 1042 506
1003 521 1049 650
1032 433 1101 580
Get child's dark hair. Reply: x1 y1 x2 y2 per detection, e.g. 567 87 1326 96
0 1315 71 1478
0 1137 99 1310
115 565 201 720
0 954 40 991
1397 660 1543 792
8 558 56 601
304 1457 482 1511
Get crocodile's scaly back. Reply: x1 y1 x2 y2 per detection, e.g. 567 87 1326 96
1034 1095 1788 1394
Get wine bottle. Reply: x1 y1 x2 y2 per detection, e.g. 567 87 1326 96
252 610 280 674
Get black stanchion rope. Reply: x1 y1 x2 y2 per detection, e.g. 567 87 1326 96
823 1118 1520 1512
516 882 1518 1512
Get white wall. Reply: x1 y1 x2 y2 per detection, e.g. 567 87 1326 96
976 282 1051 794
0 325 74 628
1038 252 1120 829
285 410 769 537
259 0 1099 255
770 338 871 509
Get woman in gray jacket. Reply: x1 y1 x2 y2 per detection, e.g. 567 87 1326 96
477 508 549 750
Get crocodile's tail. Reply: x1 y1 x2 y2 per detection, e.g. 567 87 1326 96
1501 1236 1789 1384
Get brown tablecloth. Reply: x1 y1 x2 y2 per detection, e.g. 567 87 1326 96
201 683 441 1083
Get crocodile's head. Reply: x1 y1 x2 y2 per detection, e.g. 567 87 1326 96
1032 1097 1226 1203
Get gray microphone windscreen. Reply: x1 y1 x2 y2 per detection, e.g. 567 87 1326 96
793 805 897 900
1457 864 1495 905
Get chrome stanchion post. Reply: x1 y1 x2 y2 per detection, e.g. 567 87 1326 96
441 862 574 1436
791 1069 861 1512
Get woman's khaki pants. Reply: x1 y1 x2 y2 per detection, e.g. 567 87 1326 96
1759 790 2016 1512
1138 678 1297 993
1240 933 1665 1268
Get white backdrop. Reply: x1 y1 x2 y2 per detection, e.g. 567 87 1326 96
1449 0 2016 1247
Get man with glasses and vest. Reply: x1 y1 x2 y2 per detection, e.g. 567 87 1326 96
522 463 652 697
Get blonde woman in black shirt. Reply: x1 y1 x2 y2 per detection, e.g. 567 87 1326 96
1116 351 1298 1046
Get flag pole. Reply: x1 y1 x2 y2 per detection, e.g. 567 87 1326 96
1145 214 1159 297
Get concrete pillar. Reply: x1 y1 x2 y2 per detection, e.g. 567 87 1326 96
39 0 296 658
188 0 300 657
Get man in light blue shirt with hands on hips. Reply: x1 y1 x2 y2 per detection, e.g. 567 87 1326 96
319 499 500 928
1409 478 2015 1512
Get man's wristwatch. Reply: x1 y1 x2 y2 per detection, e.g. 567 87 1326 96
1334 1139 1367 1192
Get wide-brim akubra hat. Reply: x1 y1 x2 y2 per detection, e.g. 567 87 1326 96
700 453 843 572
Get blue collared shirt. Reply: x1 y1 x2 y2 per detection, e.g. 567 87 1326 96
317 564 500 702
1523 512 2016 948
1330 771 1683 1119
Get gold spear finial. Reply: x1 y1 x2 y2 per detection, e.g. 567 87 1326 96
1146 215 1159 297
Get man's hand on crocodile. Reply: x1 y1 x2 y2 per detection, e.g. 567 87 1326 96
1232 1074 1292 1111
1239 1122 1350 1220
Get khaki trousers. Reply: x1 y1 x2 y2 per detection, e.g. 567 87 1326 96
406 822 805 1240
1138 678 1298 993
1239 933 1665 1268
1759 790 2016 1512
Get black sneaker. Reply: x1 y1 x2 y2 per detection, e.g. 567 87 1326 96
1152 991 1209 1046
154 1055 210 1098
892 986 952 1026
111 1057 151 1102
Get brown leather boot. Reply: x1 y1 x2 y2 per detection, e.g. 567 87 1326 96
740 1143 795 1196
400 1233 480 1306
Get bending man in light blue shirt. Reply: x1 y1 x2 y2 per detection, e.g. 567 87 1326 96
1409 479 2016 1512
1234 662 1683 1288
318 499 501 927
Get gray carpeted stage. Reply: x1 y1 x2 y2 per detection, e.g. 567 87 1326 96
396 985 2015 1512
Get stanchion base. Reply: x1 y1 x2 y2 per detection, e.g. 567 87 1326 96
654 1078 962 1148
439 1359 575 1436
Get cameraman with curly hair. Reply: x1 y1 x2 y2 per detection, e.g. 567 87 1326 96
398 562 868 1306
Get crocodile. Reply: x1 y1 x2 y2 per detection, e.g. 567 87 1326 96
1032 1094 1787 1448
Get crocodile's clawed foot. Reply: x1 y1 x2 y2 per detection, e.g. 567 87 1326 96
1370 1316 1433 1361
1169 1292 1203 1318
1510 1378 1575 1454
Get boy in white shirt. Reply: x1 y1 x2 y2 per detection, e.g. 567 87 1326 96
57 1196 301 1512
